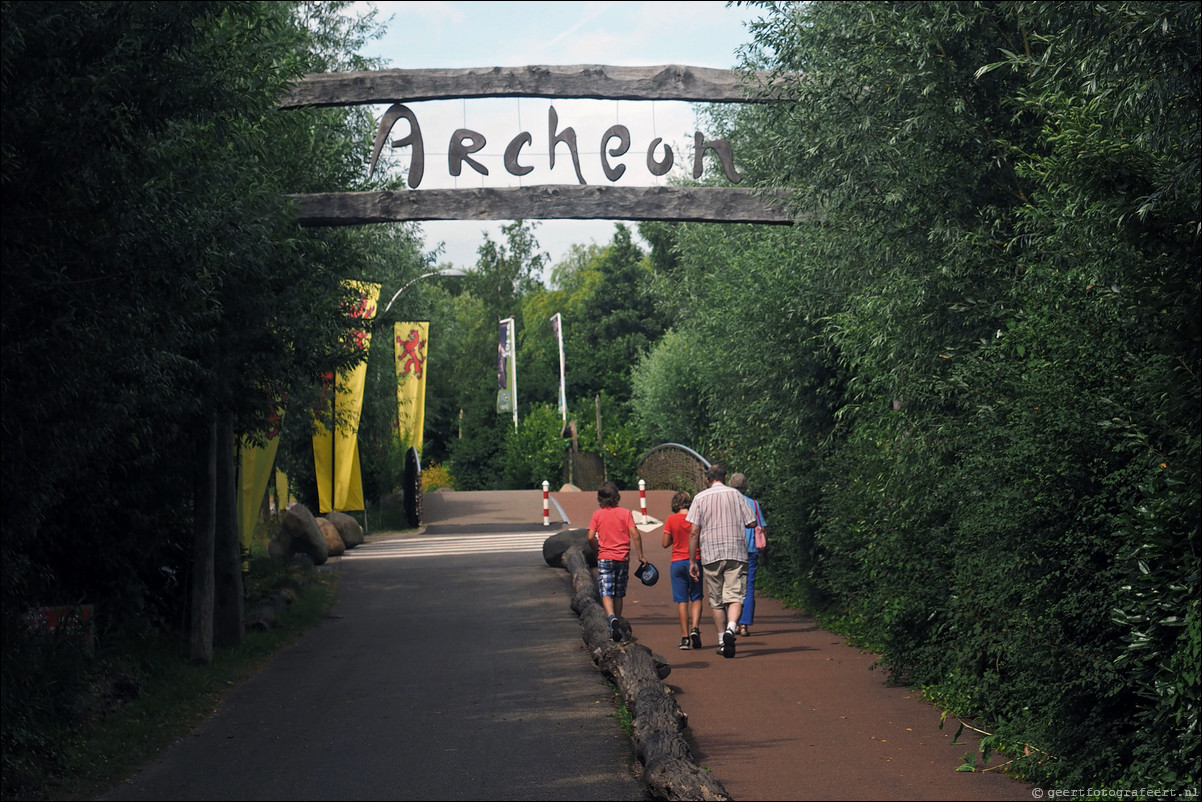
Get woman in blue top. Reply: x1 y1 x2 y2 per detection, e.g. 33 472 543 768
729 473 766 637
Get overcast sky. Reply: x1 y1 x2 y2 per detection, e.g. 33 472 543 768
354 1 766 279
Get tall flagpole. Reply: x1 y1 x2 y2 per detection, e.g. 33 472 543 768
551 313 566 424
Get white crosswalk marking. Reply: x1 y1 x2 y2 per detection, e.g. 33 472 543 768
342 531 552 560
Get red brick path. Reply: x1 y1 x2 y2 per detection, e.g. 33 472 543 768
552 488 1035 802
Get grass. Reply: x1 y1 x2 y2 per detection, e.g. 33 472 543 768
609 682 633 736
2 559 339 802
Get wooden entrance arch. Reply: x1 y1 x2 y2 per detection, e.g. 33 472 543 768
279 64 800 226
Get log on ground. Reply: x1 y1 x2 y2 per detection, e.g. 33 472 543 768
560 543 731 802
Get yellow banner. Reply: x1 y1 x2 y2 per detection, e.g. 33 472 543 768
312 389 334 513
237 395 285 564
276 469 291 513
313 281 380 513
394 321 429 453
333 354 369 511
237 433 280 554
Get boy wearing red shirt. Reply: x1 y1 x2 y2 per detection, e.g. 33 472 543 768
587 481 647 642
662 490 703 650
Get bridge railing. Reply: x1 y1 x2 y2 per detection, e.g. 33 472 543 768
636 443 710 494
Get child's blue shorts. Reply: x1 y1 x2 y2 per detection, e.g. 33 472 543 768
671 559 702 603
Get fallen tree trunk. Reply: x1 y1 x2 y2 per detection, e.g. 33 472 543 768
561 543 731 802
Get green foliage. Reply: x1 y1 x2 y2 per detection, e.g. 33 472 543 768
638 220 842 598
0 606 101 800
503 403 568 489
434 221 550 490
601 418 644 490
431 223 664 491
1 534 337 801
557 224 663 414
516 284 570 416
462 220 548 321
645 0 1201 789
421 463 456 492
448 401 510 491
420 285 493 468
1111 469 1201 787
562 392 644 488
631 328 709 447
0 0 402 789
1 0 393 601
609 682 633 736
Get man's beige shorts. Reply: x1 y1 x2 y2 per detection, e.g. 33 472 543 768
703 559 748 608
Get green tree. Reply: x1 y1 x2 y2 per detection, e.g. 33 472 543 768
463 220 548 322
644 0 1198 788
562 224 663 412
2 0 405 785
631 328 708 447
502 403 568 489
430 220 552 489
516 285 569 418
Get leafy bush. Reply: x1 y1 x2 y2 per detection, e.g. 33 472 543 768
602 419 645 491
502 403 569 489
652 0 1200 789
421 463 455 492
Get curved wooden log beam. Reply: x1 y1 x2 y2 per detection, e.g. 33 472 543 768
558 542 732 802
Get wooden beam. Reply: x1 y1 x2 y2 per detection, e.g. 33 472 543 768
287 185 798 226
279 64 783 108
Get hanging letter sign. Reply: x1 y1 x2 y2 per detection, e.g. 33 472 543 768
368 103 741 187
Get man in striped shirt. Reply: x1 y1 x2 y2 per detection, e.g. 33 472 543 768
688 464 757 658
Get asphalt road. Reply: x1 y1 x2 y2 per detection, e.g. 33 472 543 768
101 489 1037 802
101 523 650 801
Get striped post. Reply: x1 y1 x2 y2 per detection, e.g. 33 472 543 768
542 480 550 526
638 478 647 524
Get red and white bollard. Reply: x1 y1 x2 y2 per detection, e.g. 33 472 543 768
638 478 647 525
542 480 550 526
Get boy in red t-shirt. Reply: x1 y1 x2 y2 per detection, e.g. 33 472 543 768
587 481 646 642
662 490 703 650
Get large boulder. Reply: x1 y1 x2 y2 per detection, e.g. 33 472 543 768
316 517 345 557
245 587 295 631
325 511 364 549
275 504 329 565
543 528 595 568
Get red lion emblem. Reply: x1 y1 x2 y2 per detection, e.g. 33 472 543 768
396 328 427 379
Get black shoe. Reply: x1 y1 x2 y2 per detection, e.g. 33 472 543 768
609 616 622 642
722 628 736 658
690 627 702 650
678 636 691 650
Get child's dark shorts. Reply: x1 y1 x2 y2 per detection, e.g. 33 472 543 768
596 559 630 598
671 559 703 603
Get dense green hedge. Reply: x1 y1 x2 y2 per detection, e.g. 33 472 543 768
634 1 1199 789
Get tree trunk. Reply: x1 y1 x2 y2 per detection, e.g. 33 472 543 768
189 417 217 664
562 543 731 801
214 412 244 648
